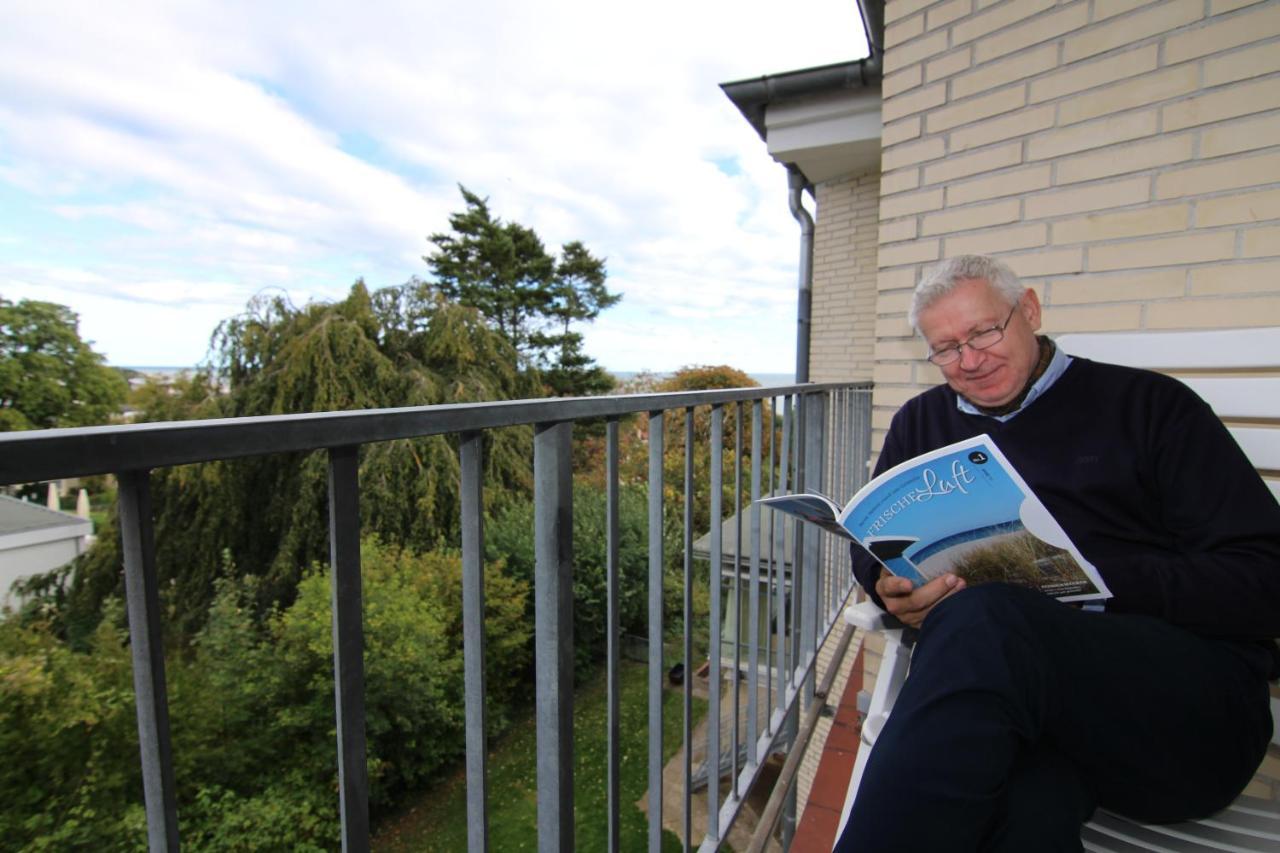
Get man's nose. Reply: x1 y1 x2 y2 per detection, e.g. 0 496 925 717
957 343 984 371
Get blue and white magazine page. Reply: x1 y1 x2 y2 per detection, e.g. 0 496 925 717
840 435 1111 603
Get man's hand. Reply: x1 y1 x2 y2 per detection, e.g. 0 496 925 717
875 569 966 628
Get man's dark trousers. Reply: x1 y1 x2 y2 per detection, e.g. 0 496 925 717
833 584 1272 852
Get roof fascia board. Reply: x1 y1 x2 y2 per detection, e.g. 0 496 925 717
0 517 92 551
765 87 881 143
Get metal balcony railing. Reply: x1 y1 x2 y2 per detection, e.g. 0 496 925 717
0 380 873 852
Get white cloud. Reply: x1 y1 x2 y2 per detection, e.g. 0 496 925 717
0 0 868 372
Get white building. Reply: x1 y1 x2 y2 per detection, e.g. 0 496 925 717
0 495 92 602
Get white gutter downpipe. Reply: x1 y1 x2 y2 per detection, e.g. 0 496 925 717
787 165 815 384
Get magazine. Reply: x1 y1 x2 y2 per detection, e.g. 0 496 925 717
760 435 1111 603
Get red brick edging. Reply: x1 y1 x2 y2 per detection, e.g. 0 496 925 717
792 646 865 851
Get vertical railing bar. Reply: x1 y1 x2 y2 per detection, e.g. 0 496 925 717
839 389 847 607
828 390 839 618
682 407 695 852
648 410 665 853
829 391 839 612
747 399 763 768
731 401 743 795
860 386 873 592
845 387 853 487
784 393 803 851
820 394 830 620
764 397 776 732
850 388 861 603
826 391 836 616
863 388 872 478
846 388 856 599
799 392 809 658
837 390 843 595
832 389 840 609
706 404 724 845
534 422 574 853
328 445 370 852
830 390 838 612
863 387 872 490
117 469 180 853
849 389 859 593
820 393 828 620
790 394 803 678
801 394 825 711
775 395 791 714
852 389 861 493
839 388 850 605
606 419 621 853
841 389 849 595
460 432 489 853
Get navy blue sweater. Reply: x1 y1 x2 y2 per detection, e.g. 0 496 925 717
853 357 1280 653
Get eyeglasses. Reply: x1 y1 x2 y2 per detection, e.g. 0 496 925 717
925 301 1019 366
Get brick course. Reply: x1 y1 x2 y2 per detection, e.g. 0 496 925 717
809 172 881 383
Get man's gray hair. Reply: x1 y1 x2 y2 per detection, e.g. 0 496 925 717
908 255 1026 332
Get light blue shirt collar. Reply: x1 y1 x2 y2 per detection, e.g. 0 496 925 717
955 342 1072 422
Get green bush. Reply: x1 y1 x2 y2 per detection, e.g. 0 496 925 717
1 539 532 849
0 601 148 850
486 482 661 678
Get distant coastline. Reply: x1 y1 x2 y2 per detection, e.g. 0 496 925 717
608 370 796 386
117 366 799 387
119 361 198 368
117 366 197 374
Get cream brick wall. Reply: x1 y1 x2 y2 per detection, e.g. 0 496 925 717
810 171 881 383
873 0 1280 452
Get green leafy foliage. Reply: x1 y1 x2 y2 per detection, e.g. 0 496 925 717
2 539 531 850
0 297 127 431
0 602 148 850
486 482 660 680
70 282 540 642
3 196 638 849
426 186 619 396
51 188 627 644
126 370 222 423
606 366 768 537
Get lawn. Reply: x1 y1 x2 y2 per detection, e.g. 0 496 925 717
374 659 703 851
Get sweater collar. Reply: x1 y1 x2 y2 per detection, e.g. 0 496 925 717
955 336 1072 422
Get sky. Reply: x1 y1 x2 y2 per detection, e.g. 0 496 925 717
0 0 869 374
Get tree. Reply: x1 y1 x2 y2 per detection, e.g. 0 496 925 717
425 187 620 395
0 297 127 431
70 281 542 642
588 366 766 538
125 370 221 424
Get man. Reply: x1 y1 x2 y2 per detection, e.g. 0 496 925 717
833 255 1280 852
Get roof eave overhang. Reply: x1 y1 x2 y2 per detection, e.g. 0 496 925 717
718 0 886 184
720 58 881 144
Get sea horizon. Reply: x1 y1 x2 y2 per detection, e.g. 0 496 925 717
117 365 799 386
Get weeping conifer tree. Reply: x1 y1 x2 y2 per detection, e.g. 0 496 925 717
70 281 541 643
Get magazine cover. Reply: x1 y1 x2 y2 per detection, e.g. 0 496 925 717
760 435 1111 603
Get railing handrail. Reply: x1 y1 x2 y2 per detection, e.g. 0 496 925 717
0 381 870 485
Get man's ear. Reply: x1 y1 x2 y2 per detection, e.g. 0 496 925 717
1021 288 1043 332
